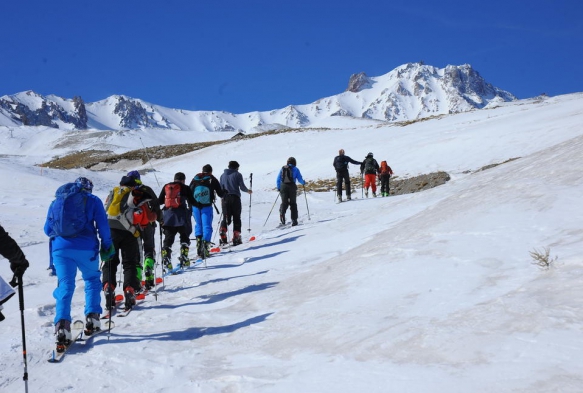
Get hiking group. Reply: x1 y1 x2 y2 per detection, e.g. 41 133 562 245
334 149 393 201
2 151 391 354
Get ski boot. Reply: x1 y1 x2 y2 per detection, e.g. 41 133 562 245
103 282 116 310
85 313 101 335
202 241 212 258
219 227 228 246
291 219 298 227
124 286 136 310
144 257 155 289
232 231 242 246
365 190 369 198
162 247 172 271
180 243 190 267
136 262 143 284
373 192 377 197
280 214 286 226
55 319 72 352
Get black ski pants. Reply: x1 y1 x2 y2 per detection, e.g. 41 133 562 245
102 228 141 292
162 225 191 256
140 223 156 260
221 194 243 233
279 183 298 221
336 169 352 197
379 174 391 195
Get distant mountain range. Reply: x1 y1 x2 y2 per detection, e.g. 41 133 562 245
0 63 516 132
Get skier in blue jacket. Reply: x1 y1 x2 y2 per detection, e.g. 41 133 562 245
44 177 114 350
276 157 306 226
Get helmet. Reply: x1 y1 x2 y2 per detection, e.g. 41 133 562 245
75 177 93 193
202 164 213 173
127 170 141 180
287 157 297 166
367 152 373 158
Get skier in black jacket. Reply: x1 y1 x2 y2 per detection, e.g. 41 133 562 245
333 149 362 202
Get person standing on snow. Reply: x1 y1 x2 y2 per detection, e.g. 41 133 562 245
44 177 114 350
102 175 144 312
276 157 305 226
333 149 362 202
189 165 224 258
158 172 196 269
378 160 394 197
125 170 162 289
360 152 380 197
0 223 30 322
219 161 252 246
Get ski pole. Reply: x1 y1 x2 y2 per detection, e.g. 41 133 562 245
263 193 280 227
361 173 364 198
159 225 164 289
213 212 222 243
248 173 253 233
303 185 311 220
108 258 113 338
9 274 29 393
139 136 160 187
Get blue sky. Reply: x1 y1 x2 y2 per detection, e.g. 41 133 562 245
2 0 582 113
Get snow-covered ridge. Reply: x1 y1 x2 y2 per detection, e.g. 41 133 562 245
0 63 515 132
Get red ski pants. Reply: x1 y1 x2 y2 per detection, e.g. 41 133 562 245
364 174 377 193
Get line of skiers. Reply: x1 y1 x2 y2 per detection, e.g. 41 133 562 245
333 149 393 201
42 160 258 350
3 152 388 352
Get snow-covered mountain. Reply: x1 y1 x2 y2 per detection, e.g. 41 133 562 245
0 63 516 132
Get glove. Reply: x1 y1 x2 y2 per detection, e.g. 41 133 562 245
10 259 29 277
100 244 115 262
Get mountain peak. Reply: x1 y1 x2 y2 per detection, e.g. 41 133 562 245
0 63 517 131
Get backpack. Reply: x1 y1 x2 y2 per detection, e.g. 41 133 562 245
105 186 138 234
164 183 182 209
281 165 294 184
131 188 158 226
192 174 212 205
133 201 157 226
379 161 393 176
333 156 347 171
364 157 376 173
46 182 89 238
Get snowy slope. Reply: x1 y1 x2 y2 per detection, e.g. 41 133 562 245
0 93 582 392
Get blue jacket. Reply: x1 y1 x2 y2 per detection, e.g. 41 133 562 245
276 164 305 190
44 193 112 253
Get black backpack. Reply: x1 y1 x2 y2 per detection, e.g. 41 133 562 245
281 165 294 184
364 158 376 173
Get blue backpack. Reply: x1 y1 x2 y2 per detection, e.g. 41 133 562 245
192 174 212 205
46 183 89 237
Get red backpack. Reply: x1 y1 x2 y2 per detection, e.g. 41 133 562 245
380 161 393 175
164 183 182 209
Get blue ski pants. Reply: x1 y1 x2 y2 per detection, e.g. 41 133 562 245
193 206 214 242
52 248 102 324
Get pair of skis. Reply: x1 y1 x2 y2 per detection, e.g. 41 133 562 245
48 320 115 363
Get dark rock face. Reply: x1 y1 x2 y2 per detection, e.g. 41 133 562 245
347 72 371 93
0 96 88 129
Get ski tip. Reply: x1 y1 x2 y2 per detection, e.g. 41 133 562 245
249 236 256 241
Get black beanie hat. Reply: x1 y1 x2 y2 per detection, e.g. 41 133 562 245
228 161 240 169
